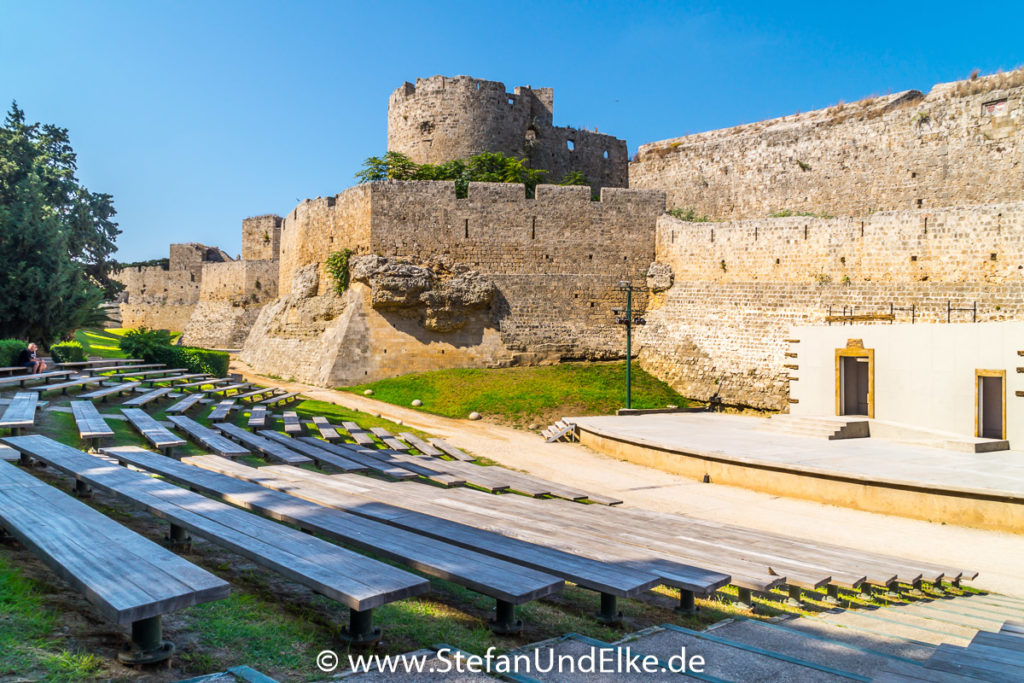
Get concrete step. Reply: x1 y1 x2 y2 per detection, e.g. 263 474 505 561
761 416 868 440
898 603 1011 631
706 617 926 679
764 615 939 661
620 624 853 681
961 593 1024 612
910 596 1024 621
818 609 978 645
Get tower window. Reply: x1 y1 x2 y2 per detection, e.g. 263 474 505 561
567 140 575 151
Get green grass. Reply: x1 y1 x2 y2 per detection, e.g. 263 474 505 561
340 361 689 426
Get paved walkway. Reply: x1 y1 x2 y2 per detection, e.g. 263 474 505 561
573 412 1024 498
231 360 1024 597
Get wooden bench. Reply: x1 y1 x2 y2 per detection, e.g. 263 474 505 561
78 381 142 402
121 408 186 455
165 393 204 415
311 416 341 441
33 376 104 395
211 383 250 397
3 435 429 645
369 427 411 452
70 401 114 448
110 448 564 634
259 431 366 472
0 365 28 377
233 387 280 402
298 438 418 480
0 392 39 434
208 400 236 422
0 458 229 663
176 377 232 391
215 423 311 465
428 438 475 462
0 370 74 389
396 432 444 456
282 411 303 435
340 421 379 447
105 368 188 381
335 447 466 487
190 456 690 622
260 391 300 407
247 405 268 430
62 359 144 375
141 373 209 387
97 363 164 376
167 415 250 457
122 387 174 408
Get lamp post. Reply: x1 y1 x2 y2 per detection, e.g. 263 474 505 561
613 281 646 409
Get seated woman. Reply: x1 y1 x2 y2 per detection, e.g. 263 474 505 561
15 343 46 374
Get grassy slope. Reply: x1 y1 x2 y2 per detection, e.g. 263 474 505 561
73 328 181 359
341 361 689 427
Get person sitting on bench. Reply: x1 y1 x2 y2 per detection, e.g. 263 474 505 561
16 344 46 374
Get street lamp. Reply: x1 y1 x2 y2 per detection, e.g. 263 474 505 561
613 280 646 409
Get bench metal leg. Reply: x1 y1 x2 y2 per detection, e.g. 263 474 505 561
164 523 192 552
72 479 93 499
786 585 803 607
340 608 381 647
823 584 840 604
735 587 754 610
119 615 174 665
490 599 522 635
595 592 623 626
675 589 698 616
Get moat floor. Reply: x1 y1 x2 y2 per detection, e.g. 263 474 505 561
571 412 1024 498
231 359 1024 598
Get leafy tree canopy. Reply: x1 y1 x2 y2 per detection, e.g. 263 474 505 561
356 151 587 198
0 102 121 343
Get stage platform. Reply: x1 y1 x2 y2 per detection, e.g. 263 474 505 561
572 412 1024 534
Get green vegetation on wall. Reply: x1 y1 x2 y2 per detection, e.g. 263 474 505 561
325 249 354 294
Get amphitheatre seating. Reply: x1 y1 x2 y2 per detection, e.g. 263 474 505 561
208 400 236 422
33 376 104 395
0 370 74 389
369 427 411 451
311 416 341 441
165 392 204 415
2 436 429 645
141 372 208 387
247 405 268 430
215 422 311 464
233 386 280 402
429 438 475 462
56 358 141 374
98 363 164 376
0 366 28 377
396 432 444 456
106 446 565 634
176 377 232 391
260 391 300 407
259 431 366 472
297 438 417 479
0 457 229 664
78 381 141 402
211 383 249 397
121 408 186 455
353 447 466 487
189 455 722 619
122 387 174 408
282 411 303 435
167 415 250 457
341 421 378 447
106 368 188 381
0 392 39 434
70 401 114 448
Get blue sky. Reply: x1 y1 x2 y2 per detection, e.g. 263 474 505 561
3 1 1022 260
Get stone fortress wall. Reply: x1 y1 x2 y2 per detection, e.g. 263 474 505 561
242 181 664 386
388 75 629 192
633 70 1024 410
630 72 1024 219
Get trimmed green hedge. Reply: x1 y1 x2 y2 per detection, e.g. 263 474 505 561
50 341 86 363
118 327 230 377
0 339 25 368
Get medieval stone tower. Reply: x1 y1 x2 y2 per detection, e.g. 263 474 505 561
387 75 629 191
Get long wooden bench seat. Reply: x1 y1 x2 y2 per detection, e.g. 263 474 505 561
98 363 164 375
369 427 411 451
33 376 105 395
79 381 142 402
247 405 268 430
0 370 74 389
428 439 475 462
167 415 250 457
259 391 300 407
104 368 188 381
297 438 417 480
187 456 722 620
122 387 174 408
0 392 39 434
165 393 204 415
108 446 564 633
208 400 236 422
311 416 341 441
0 365 28 377
232 387 280 402
355 448 466 487
70 401 114 448
176 377 232 390
2 435 429 645
396 432 444 456
0 458 229 663
282 411 303 435
259 431 366 472
140 373 208 387
340 421 379 447
121 408 186 455
211 383 250 397
215 423 311 465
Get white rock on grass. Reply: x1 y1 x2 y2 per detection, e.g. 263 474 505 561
468 411 482 421
364 389 374 396
411 399 422 407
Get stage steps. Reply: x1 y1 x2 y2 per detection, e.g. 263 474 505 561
761 415 870 440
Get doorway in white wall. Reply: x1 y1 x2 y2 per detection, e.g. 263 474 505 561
976 371 1005 439
840 356 871 416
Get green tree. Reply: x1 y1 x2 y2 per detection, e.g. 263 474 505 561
0 102 119 342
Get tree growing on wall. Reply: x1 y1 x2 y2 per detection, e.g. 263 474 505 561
0 102 121 342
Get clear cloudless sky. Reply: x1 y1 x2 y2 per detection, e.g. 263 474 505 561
2 1 1022 260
